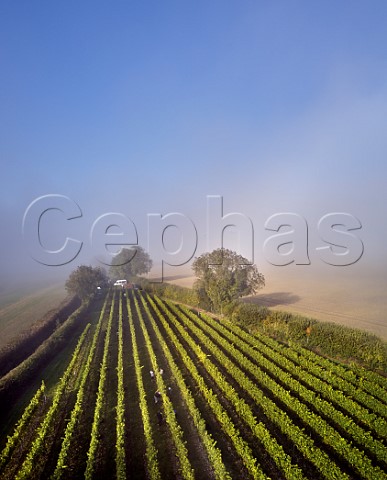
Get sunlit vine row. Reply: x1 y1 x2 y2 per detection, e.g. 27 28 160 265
126 295 161 480
179 305 387 463
52 293 110 479
154 296 350 480
15 323 91 480
145 293 274 480
250 323 387 402
115 293 127 479
137 292 232 480
84 291 116 480
0 381 45 471
250 322 387 418
132 294 195 480
165 300 386 480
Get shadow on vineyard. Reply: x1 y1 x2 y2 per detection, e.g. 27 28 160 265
0 289 387 479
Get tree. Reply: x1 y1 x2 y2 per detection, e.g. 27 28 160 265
65 265 108 301
192 249 265 313
109 246 152 280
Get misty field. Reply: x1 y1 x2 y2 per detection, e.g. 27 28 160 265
167 267 387 341
0 285 67 349
1 289 386 479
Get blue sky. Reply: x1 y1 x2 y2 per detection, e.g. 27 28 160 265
1 1 387 288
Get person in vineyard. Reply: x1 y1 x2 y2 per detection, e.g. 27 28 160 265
157 411 163 426
150 370 154 380
154 391 162 404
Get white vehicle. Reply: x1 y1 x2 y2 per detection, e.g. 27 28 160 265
114 279 127 287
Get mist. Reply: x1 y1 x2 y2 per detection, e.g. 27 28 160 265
1 2 386 335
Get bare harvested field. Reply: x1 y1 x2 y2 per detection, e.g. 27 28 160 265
0 285 67 349
165 266 387 340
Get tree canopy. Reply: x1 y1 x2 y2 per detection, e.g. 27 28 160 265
192 248 265 313
65 265 108 301
109 246 152 280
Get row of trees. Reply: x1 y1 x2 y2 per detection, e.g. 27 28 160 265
65 247 153 300
65 247 265 313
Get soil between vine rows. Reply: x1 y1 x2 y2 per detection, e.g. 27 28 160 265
0 289 386 480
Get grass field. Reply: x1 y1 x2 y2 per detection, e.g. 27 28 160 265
1 289 386 479
0 284 67 350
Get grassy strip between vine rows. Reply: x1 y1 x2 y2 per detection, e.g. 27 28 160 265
133 293 195 480
51 292 110 479
179 305 387 465
145 293 270 480
250 323 387 394
0 381 45 471
153 295 348 480
164 299 386 480
164 298 312 479
115 294 127 480
243 319 387 419
14 323 91 480
282 341 387 402
126 294 161 480
84 291 116 480
137 292 232 480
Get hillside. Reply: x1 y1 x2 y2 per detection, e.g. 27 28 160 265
0 289 386 479
0 284 67 350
